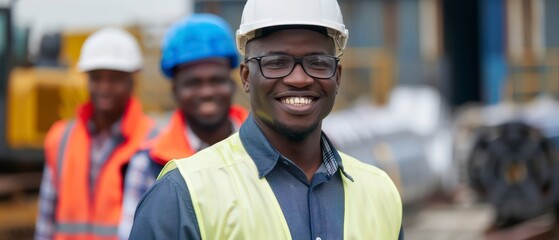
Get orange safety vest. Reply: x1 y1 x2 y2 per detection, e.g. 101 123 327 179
148 105 248 165
44 97 155 240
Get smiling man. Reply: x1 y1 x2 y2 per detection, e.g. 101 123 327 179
118 14 247 240
130 0 403 239
35 28 155 240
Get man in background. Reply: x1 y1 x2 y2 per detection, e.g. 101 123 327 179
36 28 155 239
118 13 247 239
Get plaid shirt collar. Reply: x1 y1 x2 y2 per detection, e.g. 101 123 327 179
184 118 242 152
239 113 353 181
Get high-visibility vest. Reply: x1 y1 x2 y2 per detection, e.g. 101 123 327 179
160 133 403 239
44 97 155 240
148 105 248 165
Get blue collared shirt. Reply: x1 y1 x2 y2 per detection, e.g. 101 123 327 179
119 118 241 240
130 114 403 239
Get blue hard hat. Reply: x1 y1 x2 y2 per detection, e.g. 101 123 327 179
161 13 239 78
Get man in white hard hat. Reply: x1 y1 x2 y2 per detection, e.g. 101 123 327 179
35 28 156 240
131 0 404 239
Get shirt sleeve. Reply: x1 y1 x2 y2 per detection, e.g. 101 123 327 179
129 169 201 240
118 151 158 240
34 167 57 240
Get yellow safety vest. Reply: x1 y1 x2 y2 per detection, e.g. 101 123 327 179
159 133 402 239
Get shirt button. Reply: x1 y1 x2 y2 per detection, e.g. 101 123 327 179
316 237 322 240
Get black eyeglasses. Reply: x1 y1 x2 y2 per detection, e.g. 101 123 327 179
245 55 340 79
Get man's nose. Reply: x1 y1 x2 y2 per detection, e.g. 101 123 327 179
97 78 113 91
283 64 313 88
198 82 218 98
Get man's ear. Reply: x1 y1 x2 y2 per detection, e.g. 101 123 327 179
170 79 178 102
240 62 250 93
335 63 342 91
130 71 139 89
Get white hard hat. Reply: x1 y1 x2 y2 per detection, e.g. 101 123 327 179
236 0 349 56
77 28 142 72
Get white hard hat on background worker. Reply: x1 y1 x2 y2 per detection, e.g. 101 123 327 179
235 0 349 56
77 27 142 72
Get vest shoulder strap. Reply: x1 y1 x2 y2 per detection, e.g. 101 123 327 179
44 120 75 185
56 120 75 181
167 133 291 239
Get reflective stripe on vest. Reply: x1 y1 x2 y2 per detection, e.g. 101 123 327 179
56 223 118 236
56 120 75 185
160 133 403 239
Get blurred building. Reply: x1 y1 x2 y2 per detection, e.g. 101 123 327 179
482 0 559 104
195 0 559 108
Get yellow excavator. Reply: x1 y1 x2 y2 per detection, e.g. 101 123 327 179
4 38 88 164
0 4 58 164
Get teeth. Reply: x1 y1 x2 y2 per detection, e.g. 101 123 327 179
281 97 313 105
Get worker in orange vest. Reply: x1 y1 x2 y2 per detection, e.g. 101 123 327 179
118 14 247 239
35 28 156 240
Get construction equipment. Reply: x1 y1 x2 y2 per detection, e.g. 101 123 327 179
0 3 51 164
468 122 559 228
323 85 454 205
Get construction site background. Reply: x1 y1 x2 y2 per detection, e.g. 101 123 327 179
1 0 559 239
